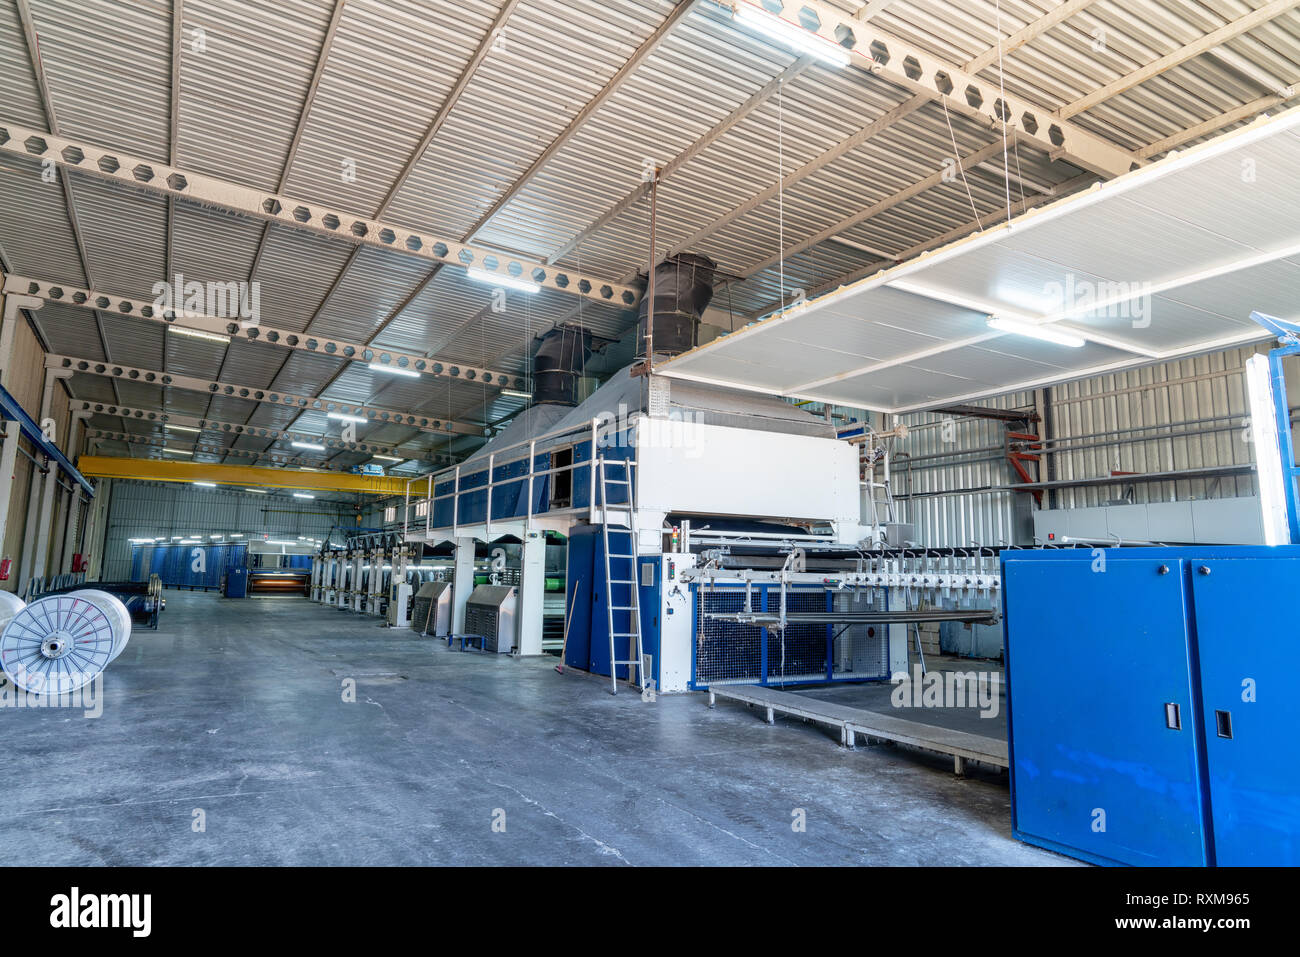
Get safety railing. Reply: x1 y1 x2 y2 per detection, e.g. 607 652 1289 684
402 415 639 540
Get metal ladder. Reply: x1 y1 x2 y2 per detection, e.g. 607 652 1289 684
597 456 646 695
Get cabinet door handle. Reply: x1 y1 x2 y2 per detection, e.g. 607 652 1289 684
1215 710 1233 739
1164 702 1182 730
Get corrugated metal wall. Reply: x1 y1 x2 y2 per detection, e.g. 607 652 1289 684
894 343 1295 549
894 390 1037 548
101 481 362 580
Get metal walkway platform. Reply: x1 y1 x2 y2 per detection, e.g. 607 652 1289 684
706 684 1008 775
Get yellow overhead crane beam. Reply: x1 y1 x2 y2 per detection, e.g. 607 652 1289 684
77 456 411 495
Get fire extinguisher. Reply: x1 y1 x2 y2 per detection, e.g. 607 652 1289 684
71 554 85 573
0 558 11 581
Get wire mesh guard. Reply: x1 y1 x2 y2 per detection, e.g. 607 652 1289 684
0 590 132 694
695 586 890 688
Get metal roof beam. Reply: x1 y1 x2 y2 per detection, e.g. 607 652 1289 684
14 0 121 413
665 0 1120 281
0 122 641 308
462 0 699 242
546 53 817 266
71 400 453 467
46 353 484 438
1058 0 1300 119
1136 86 1298 159
5 275 527 390
738 138 1012 279
745 1 1138 177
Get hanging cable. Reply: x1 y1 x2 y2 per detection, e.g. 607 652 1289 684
942 95 982 229
778 76 785 311
994 0 1012 225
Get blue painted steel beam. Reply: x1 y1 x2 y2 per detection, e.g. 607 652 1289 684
0 381 95 496
1269 344 1300 545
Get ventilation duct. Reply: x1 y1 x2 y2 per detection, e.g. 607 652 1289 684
636 253 717 358
532 326 592 407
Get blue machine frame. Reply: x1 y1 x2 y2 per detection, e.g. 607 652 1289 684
1268 341 1300 543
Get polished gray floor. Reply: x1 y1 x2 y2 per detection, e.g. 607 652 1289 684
2 591 1071 866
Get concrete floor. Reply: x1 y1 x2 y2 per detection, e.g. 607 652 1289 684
2 591 1072 866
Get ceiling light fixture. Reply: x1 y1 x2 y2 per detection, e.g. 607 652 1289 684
986 316 1085 348
500 389 533 400
165 424 201 433
292 492 315 500
465 267 541 294
243 488 268 494
291 441 326 451
168 326 230 344
193 480 217 487
733 4 851 68
327 412 367 424
371 454 403 463
367 362 419 378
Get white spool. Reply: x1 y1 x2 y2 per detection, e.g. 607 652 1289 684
0 589 132 694
0 591 24 631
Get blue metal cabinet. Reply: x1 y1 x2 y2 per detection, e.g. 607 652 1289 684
563 527 596 672
1004 553 1211 866
1190 557 1300 865
1005 546 1300 866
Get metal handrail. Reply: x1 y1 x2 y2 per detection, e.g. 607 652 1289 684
402 416 640 538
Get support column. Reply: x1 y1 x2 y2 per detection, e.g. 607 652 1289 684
452 536 476 636
58 411 89 573
82 477 111 578
516 529 546 656
0 294 42 576
29 368 73 585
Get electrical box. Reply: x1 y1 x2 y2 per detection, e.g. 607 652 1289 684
223 566 248 599
1003 546 1300 866
386 581 412 628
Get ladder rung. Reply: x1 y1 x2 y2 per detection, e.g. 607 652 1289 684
610 632 639 638
608 580 637 586
609 604 638 610
608 553 636 559
613 659 643 666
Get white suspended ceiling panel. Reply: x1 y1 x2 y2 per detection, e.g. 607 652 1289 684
657 105 1300 414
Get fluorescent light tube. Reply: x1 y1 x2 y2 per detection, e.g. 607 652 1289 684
368 362 419 378
168 326 230 344
327 412 367 423
465 267 540 294
987 316 1085 348
734 4 851 67
164 447 194 455
166 424 201 433
371 454 402 463
292 492 315 499
292 441 325 451
501 389 533 400
193 481 217 487
243 488 268 494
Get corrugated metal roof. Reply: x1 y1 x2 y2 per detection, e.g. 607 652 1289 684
3 0 1298 465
